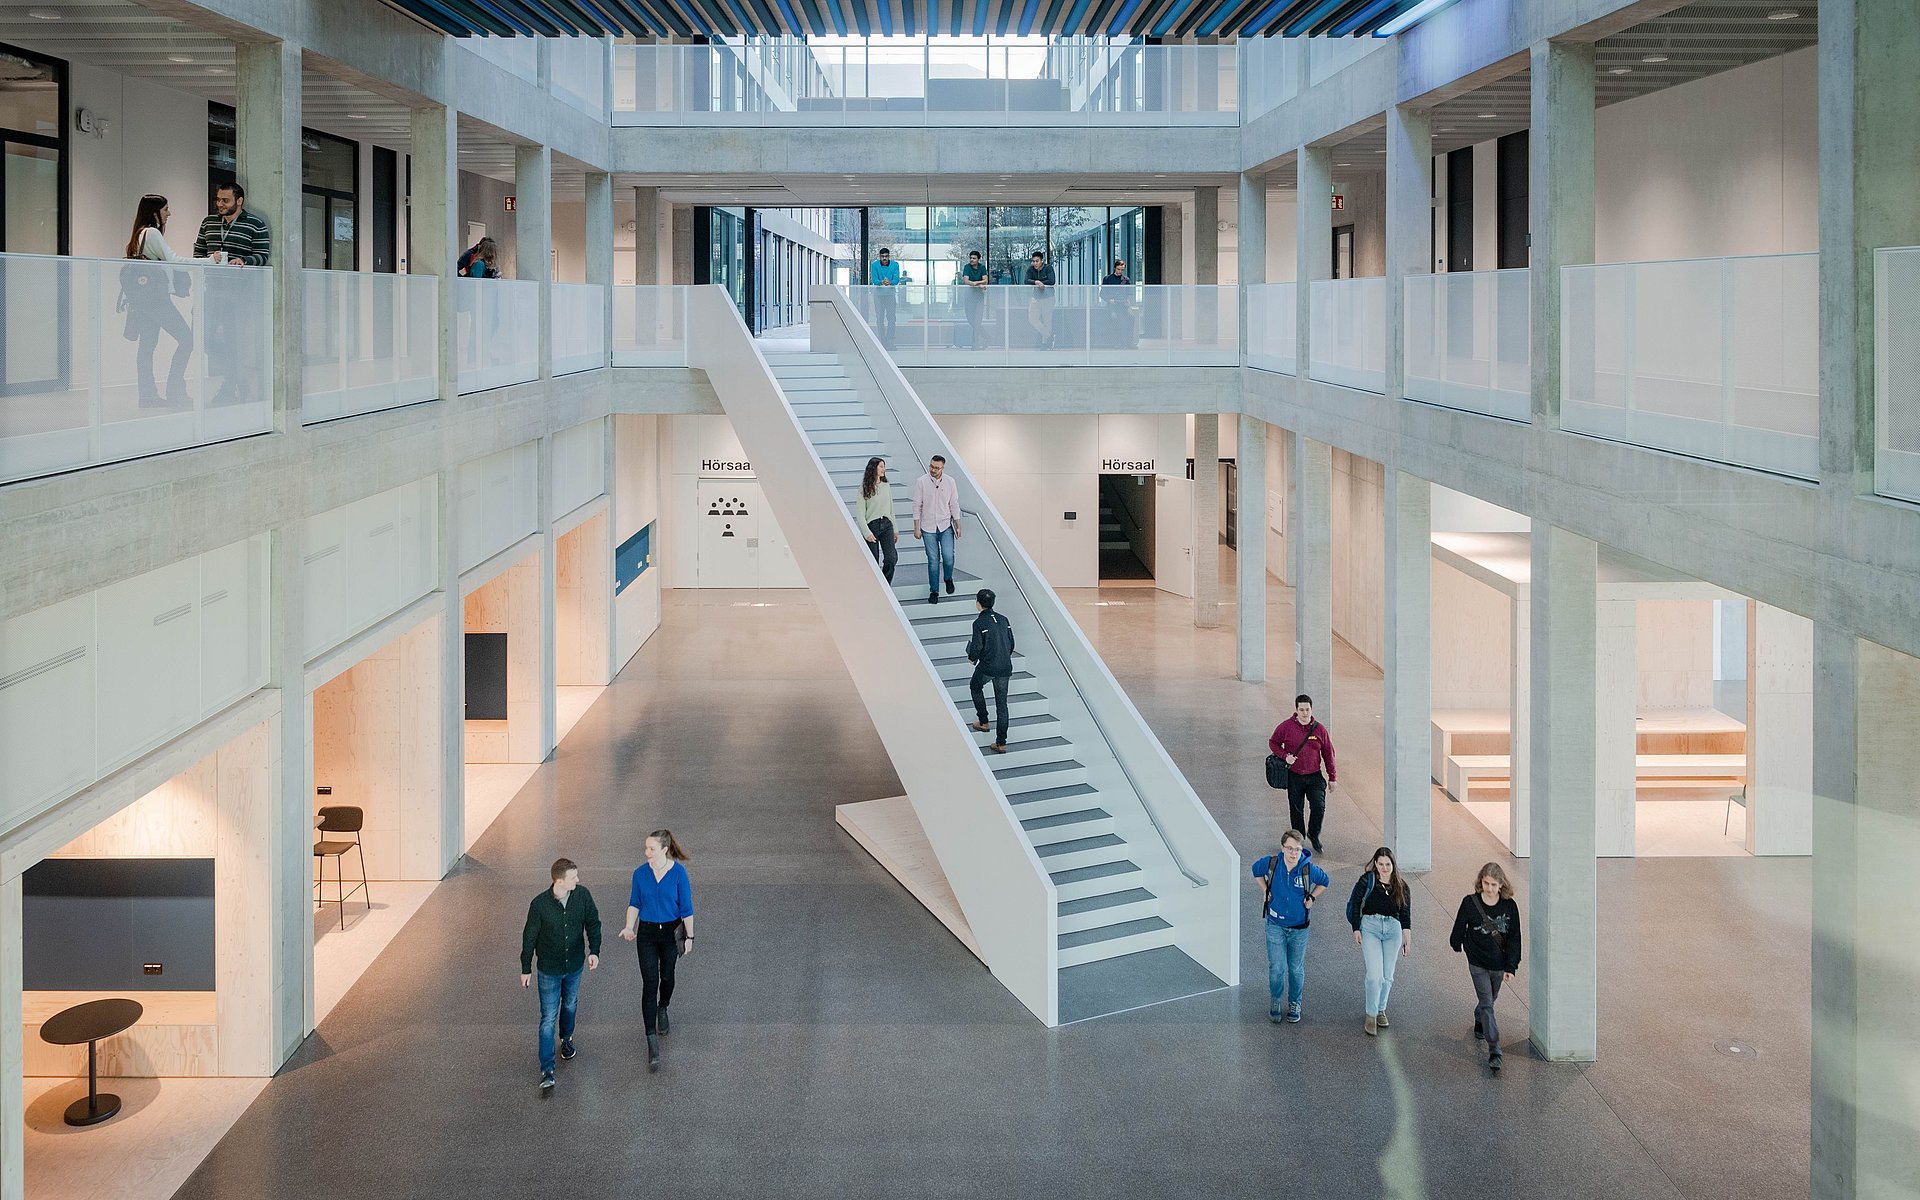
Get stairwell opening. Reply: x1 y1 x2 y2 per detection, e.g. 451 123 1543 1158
1097 474 1155 585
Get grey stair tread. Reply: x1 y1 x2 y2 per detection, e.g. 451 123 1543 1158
984 735 1073 757
1003 781 1099 806
1058 915 1172 949
1058 887 1156 917
932 650 1025 666
956 692 1048 711
997 759 1088 782
1020 806 1111 831
1034 833 1127 859
1049 859 1140 885
913 611 978 626
944 671 1037 689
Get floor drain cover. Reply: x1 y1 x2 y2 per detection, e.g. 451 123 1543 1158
1715 1040 1758 1059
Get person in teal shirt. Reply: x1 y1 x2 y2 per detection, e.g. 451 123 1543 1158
958 249 989 351
870 247 901 348
859 456 896 582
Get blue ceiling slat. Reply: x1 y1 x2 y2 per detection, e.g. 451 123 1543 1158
878 0 894 36
1058 0 1099 36
1282 0 1349 36
973 0 989 35
823 0 847 35
1149 0 1195 35
994 0 1016 35
905 0 917 36
1104 0 1149 36
393 0 489 35
1016 0 1042 35
1197 0 1261 36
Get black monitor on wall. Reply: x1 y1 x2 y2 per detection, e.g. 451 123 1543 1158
465 632 509 720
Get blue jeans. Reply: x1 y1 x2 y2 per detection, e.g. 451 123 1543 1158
1360 913 1403 1015
921 526 955 594
536 967 583 1074
1264 922 1310 1015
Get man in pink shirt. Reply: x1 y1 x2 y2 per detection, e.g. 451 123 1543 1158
1269 694 1336 853
911 454 963 604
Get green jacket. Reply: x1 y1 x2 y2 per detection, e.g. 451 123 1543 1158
520 885 602 976
860 478 893 527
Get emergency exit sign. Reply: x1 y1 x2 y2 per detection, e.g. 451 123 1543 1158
504 195 517 212
1331 194 1345 211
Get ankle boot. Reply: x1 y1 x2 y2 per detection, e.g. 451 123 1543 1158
658 1009 669 1036
647 1033 661 1071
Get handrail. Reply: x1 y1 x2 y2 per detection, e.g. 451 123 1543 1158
829 307 1209 888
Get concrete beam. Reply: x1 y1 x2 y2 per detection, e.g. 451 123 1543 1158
1528 40 1596 428
634 187 662 286
609 126 1239 179
1238 170 1267 355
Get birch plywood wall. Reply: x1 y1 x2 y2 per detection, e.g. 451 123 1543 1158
463 560 544 764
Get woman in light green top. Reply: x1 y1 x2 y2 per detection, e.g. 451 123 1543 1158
860 456 897 583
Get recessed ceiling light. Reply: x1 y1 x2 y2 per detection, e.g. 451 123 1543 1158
1476 112 1496 118
348 112 367 119
167 53 193 63
1641 54 1668 63
1608 66 1633 75
27 8 60 20
1767 8 1799 18
1336 162 1351 167
205 66 231 75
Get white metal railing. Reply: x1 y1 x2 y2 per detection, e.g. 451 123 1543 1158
611 286 690 365
612 39 1236 126
1874 246 1920 503
841 284 1236 366
549 36 609 115
1403 269 1530 421
1561 254 1818 481
454 277 540 394
0 252 272 485
549 282 608 376
1308 276 1387 393
302 269 438 424
1246 283 1296 375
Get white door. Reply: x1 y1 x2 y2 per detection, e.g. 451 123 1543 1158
1154 474 1194 598
696 479 758 588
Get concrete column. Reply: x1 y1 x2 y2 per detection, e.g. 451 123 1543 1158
1296 144 1332 377
1528 40 1596 428
1193 187 1219 284
1 876 20 1200
1164 202 1185 284
670 204 694 285
1237 170 1266 356
1510 594 1531 856
1811 629 1920 1197
235 40 302 426
1818 0 1920 488
1747 602 1814 855
1236 415 1267 682
435 473 466 869
1383 470 1431 869
536 437 559 758
586 172 614 368
514 144 553 379
1385 104 1433 401
1526 524 1598 1062
1193 414 1220 628
266 523 314 1063
1290 435 1332 714
1594 598 1638 857
409 106 458 401
634 186 662 285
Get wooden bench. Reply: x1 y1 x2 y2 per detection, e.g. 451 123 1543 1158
1432 707 1748 785
1444 753 1747 804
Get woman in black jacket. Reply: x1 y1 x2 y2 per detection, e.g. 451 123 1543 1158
1448 862 1522 1071
1346 847 1412 1036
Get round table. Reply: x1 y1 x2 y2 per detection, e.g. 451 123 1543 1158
39 998 143 1126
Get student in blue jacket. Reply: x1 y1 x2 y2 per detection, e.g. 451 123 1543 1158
1250 829 1330 1024
618 828 694 1072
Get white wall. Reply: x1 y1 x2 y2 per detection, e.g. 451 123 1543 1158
663 415 805 589
552 199 586 282
1595 45 1818 262
68 64 209 259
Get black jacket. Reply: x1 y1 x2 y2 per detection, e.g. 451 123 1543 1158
967 610 1016 675
1346 871 1412 931
1449 894 1522 973
521 885 602 976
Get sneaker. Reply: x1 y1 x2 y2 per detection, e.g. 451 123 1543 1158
945 577 955 594
1473 1019 1484 1041
1489 1049 1503 1071
559 1039 576 1061
929 592 940 605
1287 1005 1302 1024
1268 1011 1285 1025
1376 1011 1389 1029
1364 1013 1378 1036
539 1071 555 1091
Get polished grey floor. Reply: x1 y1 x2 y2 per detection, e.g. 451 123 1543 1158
172 580 1812 1200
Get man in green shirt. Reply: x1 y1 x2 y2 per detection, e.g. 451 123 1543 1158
859 456 897 582
520 857 601 1092
959 249 989 351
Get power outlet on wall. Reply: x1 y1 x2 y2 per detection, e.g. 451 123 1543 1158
143 964 162 975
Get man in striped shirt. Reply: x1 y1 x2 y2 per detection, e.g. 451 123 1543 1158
193 182 271 405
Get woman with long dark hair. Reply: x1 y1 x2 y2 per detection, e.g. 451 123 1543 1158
618 828 692 1071
860 456 897 583
1449 861 1521 1071
121 194 193 407
1346 845 1412 1036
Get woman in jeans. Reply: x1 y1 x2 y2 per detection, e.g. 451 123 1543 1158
1449 861 1522 1071
860 456 897 583
1346 846 1411 1036
619 829 693 1072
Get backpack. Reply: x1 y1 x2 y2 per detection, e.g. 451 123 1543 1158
457 245 479 275
1263 853 1313 927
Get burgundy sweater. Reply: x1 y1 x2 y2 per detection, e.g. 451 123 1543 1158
1269 718 1336 782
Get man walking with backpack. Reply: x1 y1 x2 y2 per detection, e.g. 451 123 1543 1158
967 589 1016 754
1270 694 1337 853
1250 829 1329 1023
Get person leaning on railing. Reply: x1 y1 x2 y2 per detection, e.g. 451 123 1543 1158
121 194 194 408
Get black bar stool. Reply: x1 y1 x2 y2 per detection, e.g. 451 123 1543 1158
314 805 370 928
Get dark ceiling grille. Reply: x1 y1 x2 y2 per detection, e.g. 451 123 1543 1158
379 0 1465 38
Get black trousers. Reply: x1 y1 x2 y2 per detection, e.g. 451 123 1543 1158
867 516 897 582
971 668 1011 744
873 292 897 345
1286 772 1328 845
634 921 681 1034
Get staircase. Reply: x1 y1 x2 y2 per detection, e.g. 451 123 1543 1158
768 350 1186 972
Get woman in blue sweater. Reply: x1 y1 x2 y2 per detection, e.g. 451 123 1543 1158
619 828 693 1071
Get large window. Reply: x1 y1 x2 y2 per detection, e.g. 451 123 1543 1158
208 105 359 269
0 44 65 255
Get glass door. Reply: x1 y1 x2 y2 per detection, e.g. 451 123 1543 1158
0 45 67 397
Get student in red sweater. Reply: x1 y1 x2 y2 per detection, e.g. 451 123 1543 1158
1269 694 1336 853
